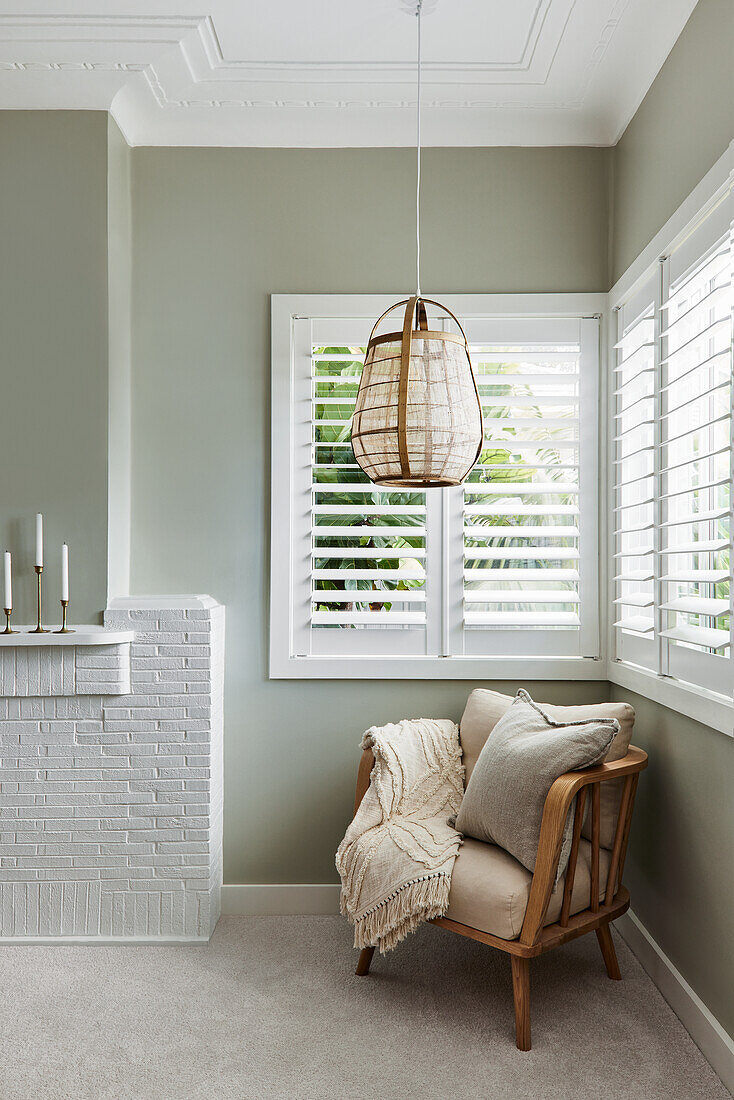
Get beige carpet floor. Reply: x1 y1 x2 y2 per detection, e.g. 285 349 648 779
0 916 727 1100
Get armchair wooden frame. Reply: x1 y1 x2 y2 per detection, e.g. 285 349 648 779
351 745 648 1050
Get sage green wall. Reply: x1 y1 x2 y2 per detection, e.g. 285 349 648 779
612 0 734 282
608 687 734 1037
128 146 611 884
0 112 109 624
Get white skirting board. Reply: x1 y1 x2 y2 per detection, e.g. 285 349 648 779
221 884 341 916
616 911 734 1094
0 935 209 946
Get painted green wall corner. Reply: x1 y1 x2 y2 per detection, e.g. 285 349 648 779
608 686 734 1039
611 0 734 283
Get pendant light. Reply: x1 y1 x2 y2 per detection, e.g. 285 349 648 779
351 0 483 488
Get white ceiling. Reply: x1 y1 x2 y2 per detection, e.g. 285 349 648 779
0 1 699 147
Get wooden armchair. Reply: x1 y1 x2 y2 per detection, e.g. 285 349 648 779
351 744 647 1051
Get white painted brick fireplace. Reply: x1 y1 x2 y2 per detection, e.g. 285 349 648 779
0 596 224 941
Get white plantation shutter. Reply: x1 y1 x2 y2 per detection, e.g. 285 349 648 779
612 277 657 671
303 328 433 656
612 183 734 697
465 345 580 636
659 220 733 693
457 317 599 658
311 363 427 628
271 297 602 676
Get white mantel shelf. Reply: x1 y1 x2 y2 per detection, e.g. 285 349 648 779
0 628 134 646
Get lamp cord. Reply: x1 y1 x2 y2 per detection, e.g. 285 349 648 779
415 0 422 299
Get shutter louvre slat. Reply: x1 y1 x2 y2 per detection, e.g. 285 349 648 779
314 569 425 581
464 504 578 517
465 611 580 626
464 483 579 495
662 570 728 583
464 590 580 604
614 593 654 607
313 505 426 516
660 625 730 650
464 524 579 538
662 539 728 554
660 508 729 528
613 616 654 634
661 597 729 616
314 526 426 538
312 611 424 625
464 568 579 581
464 548 579 561
313 547 427 559
313 590 426 604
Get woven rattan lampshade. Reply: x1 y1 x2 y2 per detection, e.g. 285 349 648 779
351 296 483 488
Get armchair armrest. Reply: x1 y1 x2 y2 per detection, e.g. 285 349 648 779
354 748 374 816
519 746 648 946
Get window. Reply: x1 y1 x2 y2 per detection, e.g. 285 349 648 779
612 181 734 701
271 295 602 678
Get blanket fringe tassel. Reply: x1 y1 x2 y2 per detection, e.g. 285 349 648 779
341 872 451 954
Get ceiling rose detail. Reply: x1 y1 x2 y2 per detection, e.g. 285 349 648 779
399 0 440 15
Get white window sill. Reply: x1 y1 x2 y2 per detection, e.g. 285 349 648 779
609 660 734 740
270 655 606 680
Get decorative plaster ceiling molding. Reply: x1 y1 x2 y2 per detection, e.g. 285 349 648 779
0 13 201 41
0 61 145 73
178 2 561 83
0 2 700 147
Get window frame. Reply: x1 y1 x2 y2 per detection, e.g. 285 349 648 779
271 292 606 680
606 141 734 739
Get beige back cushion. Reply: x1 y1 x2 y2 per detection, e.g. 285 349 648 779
458 689 635 849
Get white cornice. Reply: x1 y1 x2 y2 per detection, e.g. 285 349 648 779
0 2 700 147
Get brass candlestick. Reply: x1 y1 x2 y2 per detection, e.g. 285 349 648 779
30 565 49 633
2 608 17 635
55 600 74 634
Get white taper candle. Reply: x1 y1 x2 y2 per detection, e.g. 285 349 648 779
35 513 43 568
61 544 69 602
3 552 11 609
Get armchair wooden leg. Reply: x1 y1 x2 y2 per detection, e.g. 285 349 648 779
355 946 375 976
596 923 622 980
511 956 531 1051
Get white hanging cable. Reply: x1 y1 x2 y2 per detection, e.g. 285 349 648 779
415 0 422 298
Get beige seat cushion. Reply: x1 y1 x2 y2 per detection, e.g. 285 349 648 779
458 689 635 848
446 836 611 941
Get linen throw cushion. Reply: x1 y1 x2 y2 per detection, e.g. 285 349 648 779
454 689 619 881
458 688 635 848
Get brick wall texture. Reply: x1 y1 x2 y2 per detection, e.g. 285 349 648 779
0 598 224 939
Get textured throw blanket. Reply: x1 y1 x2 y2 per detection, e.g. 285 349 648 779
336 718 464 953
